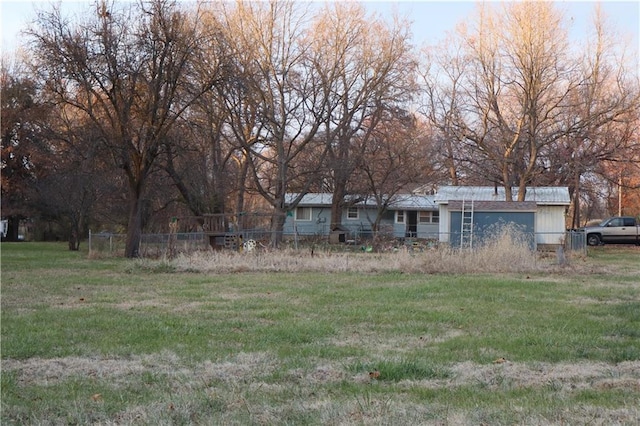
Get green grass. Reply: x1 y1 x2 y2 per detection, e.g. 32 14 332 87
2 242 639 424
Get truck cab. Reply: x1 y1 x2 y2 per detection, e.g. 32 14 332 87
584 216 640 246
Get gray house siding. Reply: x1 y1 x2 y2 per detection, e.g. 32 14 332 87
282 206 374 237
282 207 330 236
283 193 438 240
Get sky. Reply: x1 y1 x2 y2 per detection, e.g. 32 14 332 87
1 0 639 57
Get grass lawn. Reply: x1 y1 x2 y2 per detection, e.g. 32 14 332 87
1 242 639 425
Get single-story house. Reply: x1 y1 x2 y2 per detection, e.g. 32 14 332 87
434 186 571 249
283 193 439 240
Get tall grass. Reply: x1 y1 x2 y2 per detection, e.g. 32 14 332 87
165 227 542 274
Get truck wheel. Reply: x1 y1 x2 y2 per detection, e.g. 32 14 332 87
587 234 601 246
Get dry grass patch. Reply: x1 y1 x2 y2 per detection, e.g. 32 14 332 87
166 230 548 275
7 352 637 393
1 351 278 388
329 327 466 354
440 360 640 392
159 243 633 277
5 353 639 424
155 228 623 276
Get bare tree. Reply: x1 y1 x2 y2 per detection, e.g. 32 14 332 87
27 0 221 257
34 106 111 250
556 6 639 226
215 0 330 247
1 57 50 241
420 2 639 206
458 2 578 200
308 3 417 229
419 33 469 186
357 109 436 233
159 10 235 219
200 4 267 220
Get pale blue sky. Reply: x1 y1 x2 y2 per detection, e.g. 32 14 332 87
369 1 639 54
2 1 639 56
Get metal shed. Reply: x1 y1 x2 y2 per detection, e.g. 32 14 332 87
434 186 571 249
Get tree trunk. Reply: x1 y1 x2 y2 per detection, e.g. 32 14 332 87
125 189 144 258
236 158 248 211
68 231 80 251
67 209 85 251
329 135 355 230
269 209 286 248
502 166 513 201
372 209 384 233
68 223 80 251
571 171 581 229
445 137 459 186
330 184 347 229
517 179 527 202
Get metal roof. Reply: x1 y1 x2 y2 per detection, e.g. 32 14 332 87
447 200 538 211
285 193 333 206
286 193 438 210
392 194 438 210
434 186 570 205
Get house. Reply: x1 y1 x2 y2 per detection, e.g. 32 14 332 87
283 193 439 241
434 186 571 249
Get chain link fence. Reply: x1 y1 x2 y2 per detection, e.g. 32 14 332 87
88 229 587 257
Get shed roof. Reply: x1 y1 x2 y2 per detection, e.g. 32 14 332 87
285 193 437 210
434 186 570 205
447 200 538 211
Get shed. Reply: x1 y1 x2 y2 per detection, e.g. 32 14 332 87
434 186 570 249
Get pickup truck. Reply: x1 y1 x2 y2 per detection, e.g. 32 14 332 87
583 216 640 246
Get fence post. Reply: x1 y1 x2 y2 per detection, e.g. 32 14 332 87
88 229 92 255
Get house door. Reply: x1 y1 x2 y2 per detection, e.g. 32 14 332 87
406 211 417 237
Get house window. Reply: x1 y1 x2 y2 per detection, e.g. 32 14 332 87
347 207 359 220
396 210 405 224
418 211 440 224
295 207 312 221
